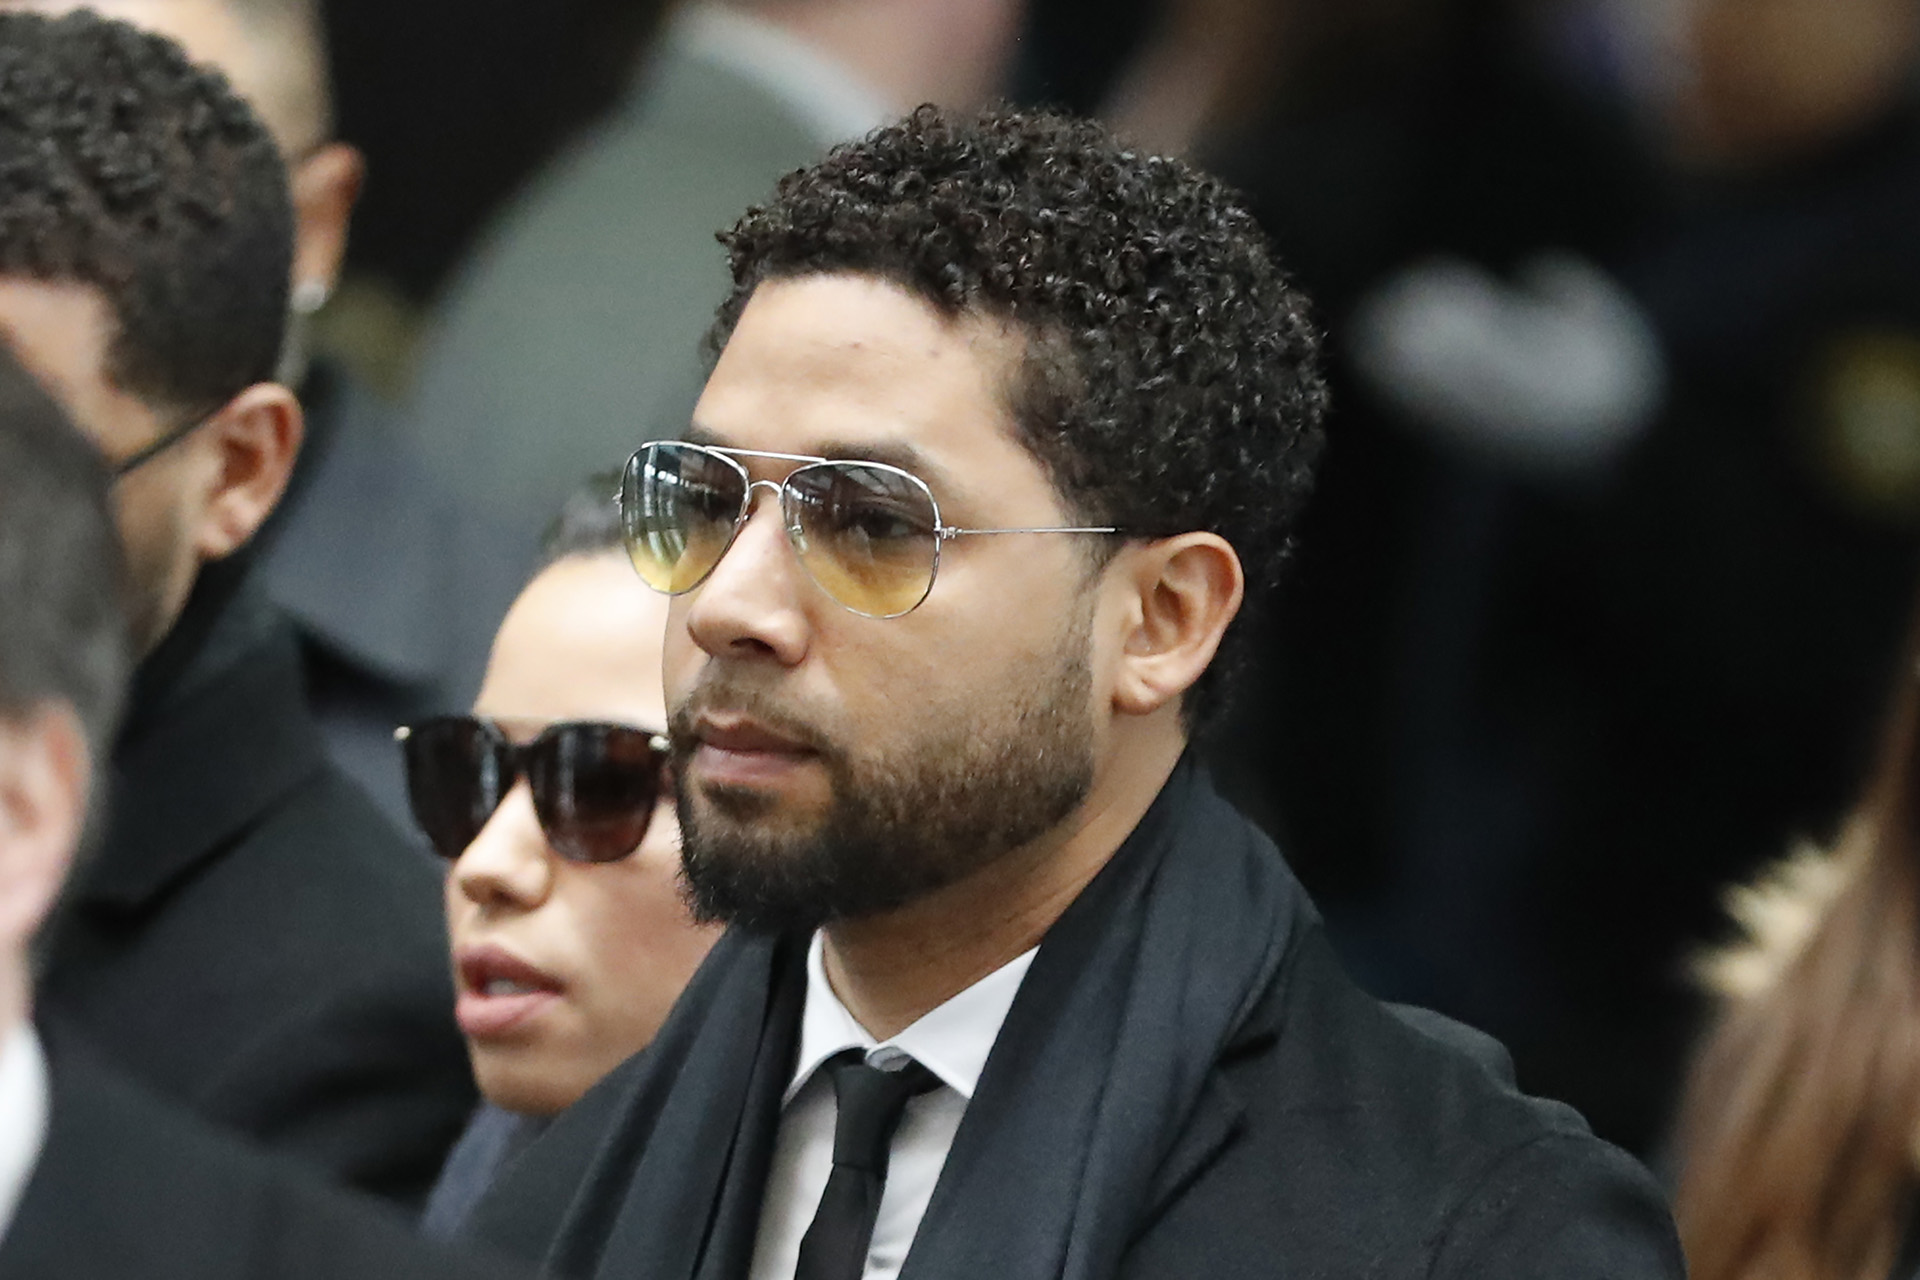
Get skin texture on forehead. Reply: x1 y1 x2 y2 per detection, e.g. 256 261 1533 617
688 273 1060 527
478 555 671 732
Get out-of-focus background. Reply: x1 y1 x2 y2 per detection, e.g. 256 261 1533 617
322 0 1920 1159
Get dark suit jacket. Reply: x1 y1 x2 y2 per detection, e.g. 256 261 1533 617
1113 929 1680 1277
472 778 1679 1278
36 567 476 1208
0 1036 523 1279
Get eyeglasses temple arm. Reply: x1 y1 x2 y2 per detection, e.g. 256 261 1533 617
113 415 209 478
938 526 1122 541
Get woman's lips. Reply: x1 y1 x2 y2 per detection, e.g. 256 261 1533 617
455 944 564 1040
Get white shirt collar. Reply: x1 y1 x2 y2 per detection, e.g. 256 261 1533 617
669 4 894 147
785 933 1036 1106
0 1021 48 1244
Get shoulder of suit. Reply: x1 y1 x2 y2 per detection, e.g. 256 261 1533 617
11 1046 523 1279
1236 921 1620 1170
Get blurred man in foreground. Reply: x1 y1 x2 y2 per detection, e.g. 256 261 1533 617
0 9 474 1206
466 106 1683 1280
0 346 521 1279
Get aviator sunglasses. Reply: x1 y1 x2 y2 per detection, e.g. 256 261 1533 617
619 440 1123 618
394 716 670 863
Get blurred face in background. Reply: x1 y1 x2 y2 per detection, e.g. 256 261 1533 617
446 553 721 1117
0 0 347 652
0 281 222 651
7 0 366 368
0 701 89 1034
1671 0 1920 167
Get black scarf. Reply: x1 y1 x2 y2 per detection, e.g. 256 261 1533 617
478 756 1300 1280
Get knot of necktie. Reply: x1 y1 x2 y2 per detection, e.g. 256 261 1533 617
825 1053 940 1174
794 1051 942 1280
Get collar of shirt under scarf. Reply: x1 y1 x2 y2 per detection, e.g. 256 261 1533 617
786 932 1037 1106
0 1022 49 1244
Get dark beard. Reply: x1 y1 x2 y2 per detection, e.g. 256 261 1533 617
672 634 1096 934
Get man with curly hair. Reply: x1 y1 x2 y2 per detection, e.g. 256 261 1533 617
465 107 1682 1279
0 9 475 1207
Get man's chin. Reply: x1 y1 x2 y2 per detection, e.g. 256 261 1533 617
692 775 829 830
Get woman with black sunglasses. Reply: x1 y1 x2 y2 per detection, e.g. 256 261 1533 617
409 491 721 1235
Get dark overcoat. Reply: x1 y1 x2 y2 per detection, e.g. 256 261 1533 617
0 1036 522 1279
36 566 475 1207
469 764 1684 1279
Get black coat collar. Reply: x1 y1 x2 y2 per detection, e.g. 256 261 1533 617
82 567 327 910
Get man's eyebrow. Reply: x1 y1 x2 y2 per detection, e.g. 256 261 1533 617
683 425 967 501
812 437 963 499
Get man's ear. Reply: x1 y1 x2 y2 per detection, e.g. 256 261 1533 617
1109 532 1244 717
0 705 89 953
289 143 365 299
190 383 305 562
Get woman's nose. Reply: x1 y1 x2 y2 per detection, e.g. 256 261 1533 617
451 780 556 909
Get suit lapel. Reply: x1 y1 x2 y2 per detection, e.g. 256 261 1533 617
1134 991 1285 1236
1136 1072 1249 1232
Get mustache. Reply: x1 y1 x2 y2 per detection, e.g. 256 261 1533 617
668 678 840 761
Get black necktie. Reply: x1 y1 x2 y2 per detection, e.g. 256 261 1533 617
793 1052 941 1280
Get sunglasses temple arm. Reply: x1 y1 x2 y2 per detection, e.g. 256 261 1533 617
938 526 1122 540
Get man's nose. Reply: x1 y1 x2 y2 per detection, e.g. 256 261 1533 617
683 486 811 664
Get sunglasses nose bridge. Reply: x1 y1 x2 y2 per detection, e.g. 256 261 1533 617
452 780 557 907
706 476 806 583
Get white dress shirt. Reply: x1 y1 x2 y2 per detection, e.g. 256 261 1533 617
0 1021 49 1246
748 934 1037 1280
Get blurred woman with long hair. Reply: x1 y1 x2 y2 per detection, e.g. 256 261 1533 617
1672 631 1920 1280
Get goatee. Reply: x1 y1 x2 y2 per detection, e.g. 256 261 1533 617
673 636 1096 934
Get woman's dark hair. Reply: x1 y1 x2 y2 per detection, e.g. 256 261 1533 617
538 470 625 571
711 105 1326 729
0 10 293 417
1672 627 1920 1280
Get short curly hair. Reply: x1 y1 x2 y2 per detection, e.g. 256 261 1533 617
0 10 292 416
711 105 1326 729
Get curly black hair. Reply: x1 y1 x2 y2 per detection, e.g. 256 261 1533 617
711 105 1326 729
0 10 292 416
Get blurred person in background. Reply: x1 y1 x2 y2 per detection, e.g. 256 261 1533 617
321 0 671 332
402 0 1028 552
1669 607 1920 1280
1108 0 1920 1154
0 344 525 1280
414 483 721 1238
0 10 474 1207
3 0 530 823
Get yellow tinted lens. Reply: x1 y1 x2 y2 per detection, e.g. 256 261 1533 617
622 444 743 594
786 462 938 616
